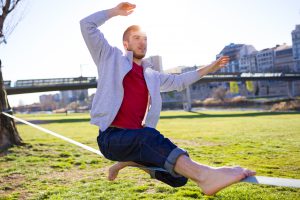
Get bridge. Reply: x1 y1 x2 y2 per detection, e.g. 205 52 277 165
3 73 300 95
4 77 97 95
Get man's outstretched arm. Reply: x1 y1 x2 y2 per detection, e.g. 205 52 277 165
197 56 229 77
159 56 230 92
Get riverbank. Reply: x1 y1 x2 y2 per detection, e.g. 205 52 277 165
162 97 300 111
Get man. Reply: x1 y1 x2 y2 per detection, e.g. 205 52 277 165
80 2 255 196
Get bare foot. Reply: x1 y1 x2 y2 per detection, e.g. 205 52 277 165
108 161 140 181
197 166 256 196
107 163 122 181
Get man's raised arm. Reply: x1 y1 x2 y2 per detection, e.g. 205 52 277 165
107 2 136 18
80 2 136 66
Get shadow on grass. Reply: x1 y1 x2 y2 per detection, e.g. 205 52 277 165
14 111 300 125
160 111 300 120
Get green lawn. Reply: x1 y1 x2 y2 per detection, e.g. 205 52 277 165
0 111 300 199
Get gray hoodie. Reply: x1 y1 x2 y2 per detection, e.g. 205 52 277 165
80 10 202 131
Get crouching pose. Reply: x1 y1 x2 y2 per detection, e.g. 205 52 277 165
80 2 255 195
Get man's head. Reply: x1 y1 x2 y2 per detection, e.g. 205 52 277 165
123 25 147 60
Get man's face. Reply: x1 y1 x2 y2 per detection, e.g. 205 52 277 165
124 30 147 59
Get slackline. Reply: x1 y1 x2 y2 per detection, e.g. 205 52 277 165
2 112 300 188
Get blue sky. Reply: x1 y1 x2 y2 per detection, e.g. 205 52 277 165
1 0 299 106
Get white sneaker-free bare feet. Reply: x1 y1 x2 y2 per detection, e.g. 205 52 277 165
108 164 120 181
197 166 256 196
108 161 139 181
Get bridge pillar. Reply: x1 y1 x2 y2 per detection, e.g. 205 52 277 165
183 86 192 112
287 81 295 98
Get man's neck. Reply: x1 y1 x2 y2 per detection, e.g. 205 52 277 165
133 57 142 66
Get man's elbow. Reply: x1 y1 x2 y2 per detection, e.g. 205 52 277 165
80 19 93 37
79 19 87 29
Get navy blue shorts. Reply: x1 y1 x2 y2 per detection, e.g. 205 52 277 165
97 127 188 187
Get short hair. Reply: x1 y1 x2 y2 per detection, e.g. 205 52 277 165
123 25 141 42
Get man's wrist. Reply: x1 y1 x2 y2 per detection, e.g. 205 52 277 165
197 65 211 77
107 8 118 18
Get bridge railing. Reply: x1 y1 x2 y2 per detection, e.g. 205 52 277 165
207 72 300 77
14 76 97 87
3 80 11 88
197 72 300 82
4 72 300 90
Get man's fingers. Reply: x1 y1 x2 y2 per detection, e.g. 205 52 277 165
220 56 229 62
118 2 136 16
115 2 136 16
214 56 229 65
207 56 229 73
126 10 134 16
120 2 136 11
218 56 229 65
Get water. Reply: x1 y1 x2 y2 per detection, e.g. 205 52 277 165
192 105 272 112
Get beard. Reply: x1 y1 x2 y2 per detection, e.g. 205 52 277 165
127 46 146 59
133 51 145 59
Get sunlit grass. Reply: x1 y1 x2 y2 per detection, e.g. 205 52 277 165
0 110 300 199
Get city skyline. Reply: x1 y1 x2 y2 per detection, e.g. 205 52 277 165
5 26 300 107
1 0 299 106
7 39 300 111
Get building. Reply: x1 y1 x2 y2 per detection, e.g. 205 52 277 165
256 48 275 72
292 24 300 71
60 90 89 106
274 44 294 72
144 55 163 72
39 94 59 105
164 66 189 74
39 94 60 111
239 51 258 72
216 43 257 73
230 43 294 73
253 44 295 96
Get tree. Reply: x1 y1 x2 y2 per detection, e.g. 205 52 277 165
0 0 27 152
1 0 26 44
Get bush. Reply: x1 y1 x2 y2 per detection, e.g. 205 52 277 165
203 98 222 106
229 96 247 103
271 100 300 111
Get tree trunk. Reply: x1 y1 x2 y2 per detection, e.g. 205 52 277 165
0 63 23 153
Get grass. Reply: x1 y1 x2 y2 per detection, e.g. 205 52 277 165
0 110 300 199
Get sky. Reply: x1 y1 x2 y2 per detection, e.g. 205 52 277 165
0 0 300 106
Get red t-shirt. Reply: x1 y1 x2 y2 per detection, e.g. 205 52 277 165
111 62 149 129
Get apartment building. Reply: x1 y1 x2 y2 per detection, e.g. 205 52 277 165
292 25 300 71
216 43 257 73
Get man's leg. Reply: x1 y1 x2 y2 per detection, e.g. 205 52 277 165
108 161 188 188
152 170 188 187
174 155 256 196
108 161 148 181
98 127 255 195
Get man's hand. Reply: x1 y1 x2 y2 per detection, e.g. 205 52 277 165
108 2 136 18
207 56 230 73
198 56 230 77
